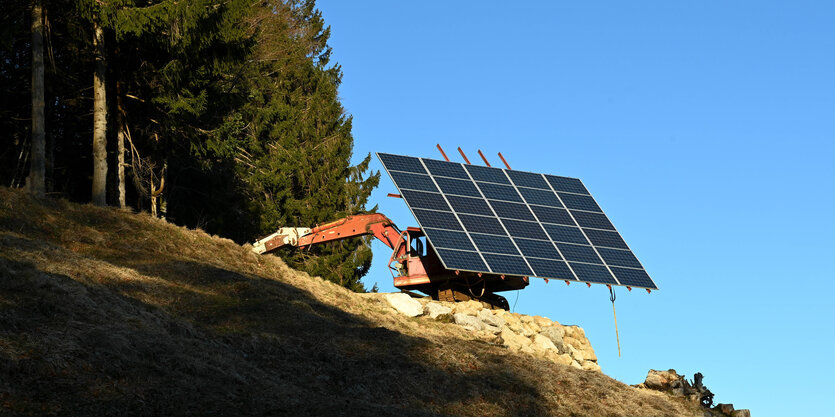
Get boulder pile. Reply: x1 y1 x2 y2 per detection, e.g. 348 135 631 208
382 293 600 372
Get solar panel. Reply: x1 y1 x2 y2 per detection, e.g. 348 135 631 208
377 152 658 290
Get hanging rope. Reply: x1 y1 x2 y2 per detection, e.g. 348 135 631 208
609 285 622 357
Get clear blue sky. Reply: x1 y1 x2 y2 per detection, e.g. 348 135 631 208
317 1 835 414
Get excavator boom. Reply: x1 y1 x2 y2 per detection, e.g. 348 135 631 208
252 213 402 254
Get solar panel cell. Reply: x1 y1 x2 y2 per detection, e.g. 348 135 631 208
583 229 629 249
610 267 656 289
423 228 475 251
542 224 590 245
470 233 520 255
513 238 562 259
434 177 481 197
446 195 493 216
526 258 576 280
489 200 536 221
501 218 548 240
596 247 642 269
518 187 562 207
411 209 463 230
559 193 602 212
545 175 589 195
423 159 469 179
570 210 615 230
389 171 438 192
378 153 427 174
569 262 617 284
507 170 549 189
400 190 451 211
435 248 488 271
458 214 505 235
465 164 511 184
530 206 575 225
557 243 603 264
476 182 523 202
482 254 533 276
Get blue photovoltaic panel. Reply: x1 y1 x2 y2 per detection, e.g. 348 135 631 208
545 175 589 195
513 238 562 259
423 228 475 251
559 193 602 212
507 170 550 189
458 214 505 235
446 195 493 216
465 164 511 184
477 182 523 202
377 152 657 290
482 253 533 276
423 159 469 179
435 177 481 197
470 233 520 256
489 200 536 221
435 248 488 271
500 218 548 240
379 153 426 174
530 206 575 226
389 171 438 193
518 187 563 207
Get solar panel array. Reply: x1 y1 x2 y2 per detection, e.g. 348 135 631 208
377 152 658 290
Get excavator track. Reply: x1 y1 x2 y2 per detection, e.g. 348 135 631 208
436 282 510 310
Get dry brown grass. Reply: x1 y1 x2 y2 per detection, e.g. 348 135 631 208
0 188 703 416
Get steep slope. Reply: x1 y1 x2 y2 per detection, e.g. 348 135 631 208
0 188 702 416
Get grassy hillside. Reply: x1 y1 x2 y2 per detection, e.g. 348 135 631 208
0 188 702 416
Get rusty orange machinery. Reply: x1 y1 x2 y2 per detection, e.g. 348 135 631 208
252 213 527 309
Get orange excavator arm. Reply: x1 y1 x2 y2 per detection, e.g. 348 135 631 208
252 213 404 255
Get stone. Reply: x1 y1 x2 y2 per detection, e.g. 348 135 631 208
581 361 601 372
539 326 567 353
644 369 683 391
452 300 483 316
533 315 553 328
520 315 535 324
453 313 484 331
570 360 582 369
477 308 505 328
384 293 424 317
499 326 532 350
717 404 734 414
556 354 573 366
532 334 558 352
731 410 750 417
582 346 597 362
523 321 541 333
567 345 585 362
424 302 453 320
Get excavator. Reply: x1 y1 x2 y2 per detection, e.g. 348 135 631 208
252 213 524 309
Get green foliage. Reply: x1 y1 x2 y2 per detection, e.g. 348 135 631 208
0 0 377 291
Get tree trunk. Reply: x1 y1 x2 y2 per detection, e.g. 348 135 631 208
29 0 45 197
92 21 107 206
116 82 126 208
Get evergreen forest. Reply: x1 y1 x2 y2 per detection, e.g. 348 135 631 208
0 0 379 291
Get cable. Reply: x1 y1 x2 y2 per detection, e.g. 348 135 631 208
609 285 621 357
512 290 520 313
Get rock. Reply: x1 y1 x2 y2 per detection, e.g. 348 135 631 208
556 354 573 366
477 308 505 328
452 300 483 316
520 315 535 324
567 345 585 362
384 293 423 317
581 361 601 372
533 315 553 328
644 369 683 391
570 360 582 369
731 410 750 417
532 334 558 352
499 326 532 350
582 346 597 362
717 404 734 414
453 313 484 331
523 321 541 334
539 326 567 353
424 302 452 320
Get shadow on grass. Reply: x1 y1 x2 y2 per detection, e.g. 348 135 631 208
0 234 552 417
